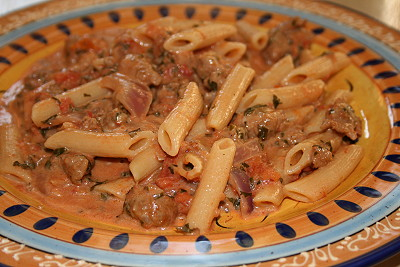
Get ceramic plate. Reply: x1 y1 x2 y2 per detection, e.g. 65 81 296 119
0 0 399 266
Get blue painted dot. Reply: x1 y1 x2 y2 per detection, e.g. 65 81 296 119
72 228 93 243
236 9 247 20
312 27 325 34
195 235 211 253
30 32 48 44
393 121 400 127
362 58 384 67
391 103 400 109
328 37 345 47
159 6 169 17
259 13 272 24
33 217 58 230
384 154 400 164
335 200 362 213
150 236 168 253
374 71 397 79
185 7 195 19
108 11 120 23
210 7 220 19
372 171 400 182
354 186 382 198
391 138 400 144
109 233 129 250
0 56 11 65
307 212 329 226
3 204 30 217
81 16 94 28
134 8 144 20
384 86 400 94
276 223 296 238
9 43 28 54
57 23 70 35
0 190 5 196
347 47 365 56
235 231 254 247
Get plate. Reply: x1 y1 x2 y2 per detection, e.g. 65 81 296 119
0 0 399 266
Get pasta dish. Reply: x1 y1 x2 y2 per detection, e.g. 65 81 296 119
0 17 363 234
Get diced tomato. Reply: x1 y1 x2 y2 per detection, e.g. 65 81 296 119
174 191 192 214
53 71 81 89
59 97 74 114
163 64 193 81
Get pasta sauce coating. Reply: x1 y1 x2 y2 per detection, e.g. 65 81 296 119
0 16 363 234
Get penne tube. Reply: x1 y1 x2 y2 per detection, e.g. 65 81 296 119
236 20 268 50
253 182 285 206
281 52 351 85
285 105 314 124
44 128 155 160
31 78 112 128
238 79 325 112
284 145 363 202
284 130 342 175
207 64 255 130
129 146 162 182
0 125 32 183
186 138 236 233
252 55 294 89
214 41 246 63
175 153 204 180
163 23 237 52
93 177 135 199
158 82 203 156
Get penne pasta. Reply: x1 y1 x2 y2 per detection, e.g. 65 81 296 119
158 82 203 156
44 128 155 160
252 55 294 89
281 52 351 85
284 145 363 202
207 63 255 130
236 20 268 50
214 41 246 63
253 182 285 206
163 23 237 52
129 146 162 182
238 79 325 112
175 153 204 180
32 78 112 128
93 177 135 199
186 138 236 233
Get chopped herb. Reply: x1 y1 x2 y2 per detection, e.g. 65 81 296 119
44 159 52 169
39 128 50 138
180 188 187 193
283 139 289 145
41 114 57 125
153 111 160 117
83 93 91 97
244 104 267 116
240 191 252 197
249 177 255 190
144 186 149 191
100 192 109 201
272 94 282 109
328 108 335 114
241 162 250 168
259 141 264 150
53 147 67 156
208 80 218 91
205 133 213 137
325 141 333 152
128 128 141 137
342 135 359 144
257 126 268 141
279 177 284 184
168 166 175 174
228 197 241 210
120 171 132 177
13 159 36 170
176 223 194 233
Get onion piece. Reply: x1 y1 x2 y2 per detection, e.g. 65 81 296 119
230 167 254 215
